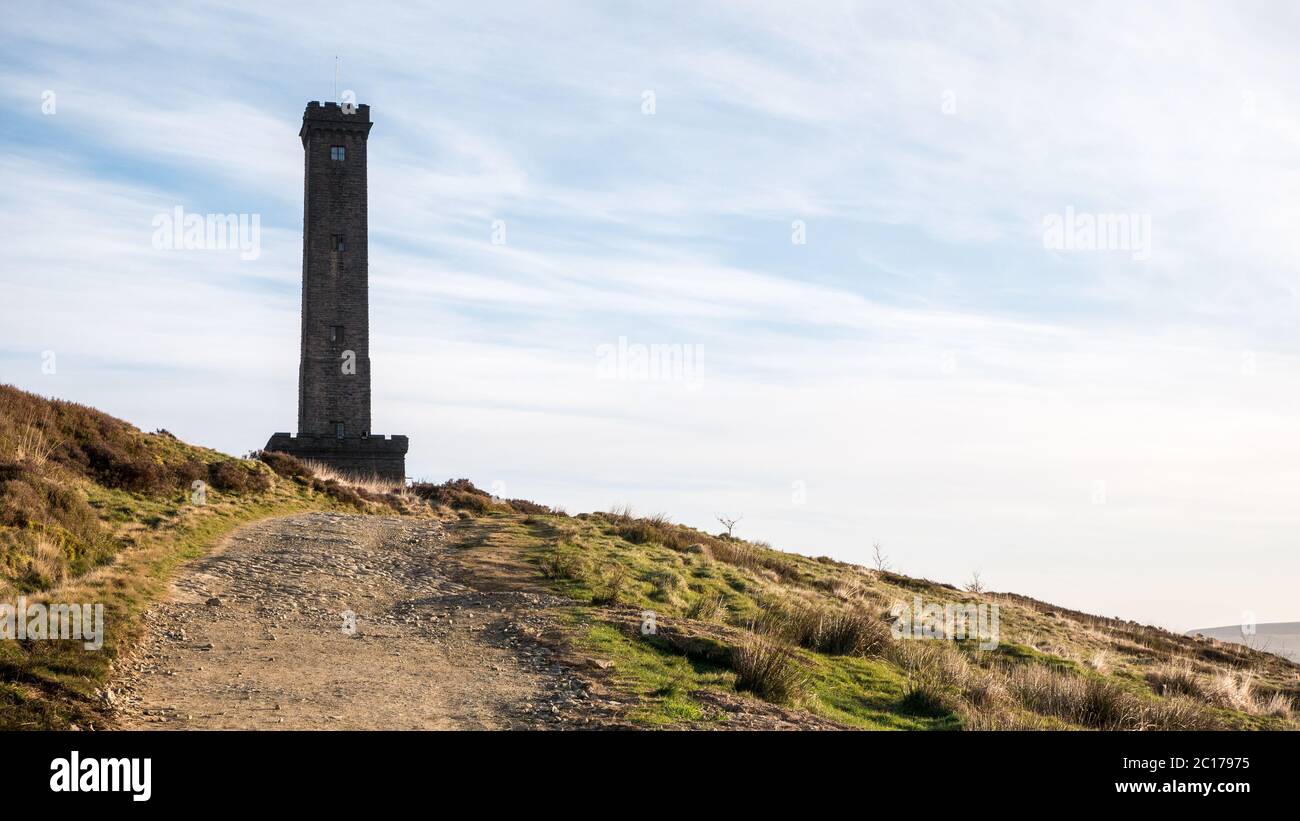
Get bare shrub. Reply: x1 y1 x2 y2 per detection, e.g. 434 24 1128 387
505 498 553 515
207 460 272 494
410 478 496 513
716 515 741 538
256 449 311 480
610 512 693 552
871 541 889 572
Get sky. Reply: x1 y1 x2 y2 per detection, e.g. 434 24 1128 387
3 1 1299 632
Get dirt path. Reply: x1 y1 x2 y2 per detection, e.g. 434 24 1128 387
109 512 605 729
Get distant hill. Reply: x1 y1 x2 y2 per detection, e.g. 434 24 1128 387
1188 623 1300 664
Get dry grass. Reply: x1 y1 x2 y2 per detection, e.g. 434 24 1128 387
647 568 687 605
962 667 1012 710
552 492 1297 729
1087 650 1111 674
731 631 810 705
591 564 630 606
826 578 863 601
1254 691 1293 719
1004 663 1225 730
21 535 68 589
410 478 506 515
1003 664 1142 729
269 457 431 514
767 602 892 657
1147 660 1206 699
685 595 728 623
540 541 589 582
300 460 404 495
1147 662 1292 718
12 413 58 468
1206 670 1257 712
889 641 969 715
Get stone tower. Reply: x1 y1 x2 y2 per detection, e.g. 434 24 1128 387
265 101 408 480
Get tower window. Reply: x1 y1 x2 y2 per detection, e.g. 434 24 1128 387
330 145 346 161
332 234 346 252
334 422 345 439
330 325 344 343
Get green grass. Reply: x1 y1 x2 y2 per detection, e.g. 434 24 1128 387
577 616 731 725
447 508 1299 731
802 653 956 730
0 383 425 728
6 382 1295 731
0 477 368 729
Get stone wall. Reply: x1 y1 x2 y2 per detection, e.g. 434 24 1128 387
265 433 409 482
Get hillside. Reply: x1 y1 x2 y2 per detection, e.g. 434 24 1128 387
433 508 1298 729
0 385 423 728
2 384 1296 730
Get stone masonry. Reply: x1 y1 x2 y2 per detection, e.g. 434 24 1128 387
265 101 408 480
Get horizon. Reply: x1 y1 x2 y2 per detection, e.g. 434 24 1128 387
5 2 1300 633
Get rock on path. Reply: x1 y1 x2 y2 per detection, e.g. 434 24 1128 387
110 512 599 729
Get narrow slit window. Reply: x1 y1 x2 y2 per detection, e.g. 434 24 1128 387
330 325 344 343
332 234 346 252
330 145 346 161
334 422 345 439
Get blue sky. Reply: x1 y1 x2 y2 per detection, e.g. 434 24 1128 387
4 1 1300 631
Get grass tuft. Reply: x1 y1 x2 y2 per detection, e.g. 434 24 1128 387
731 631 809 705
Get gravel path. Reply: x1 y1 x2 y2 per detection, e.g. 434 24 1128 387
109 512 604 729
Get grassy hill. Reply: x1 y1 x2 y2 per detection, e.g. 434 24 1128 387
0 384 424 728
435 505 1299 729
2 384 1296 730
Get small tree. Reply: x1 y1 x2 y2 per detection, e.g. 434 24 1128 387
965 570 984 594
716 515 742 538
871 541 890 572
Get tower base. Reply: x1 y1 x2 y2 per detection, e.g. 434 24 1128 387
265 432 408 482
